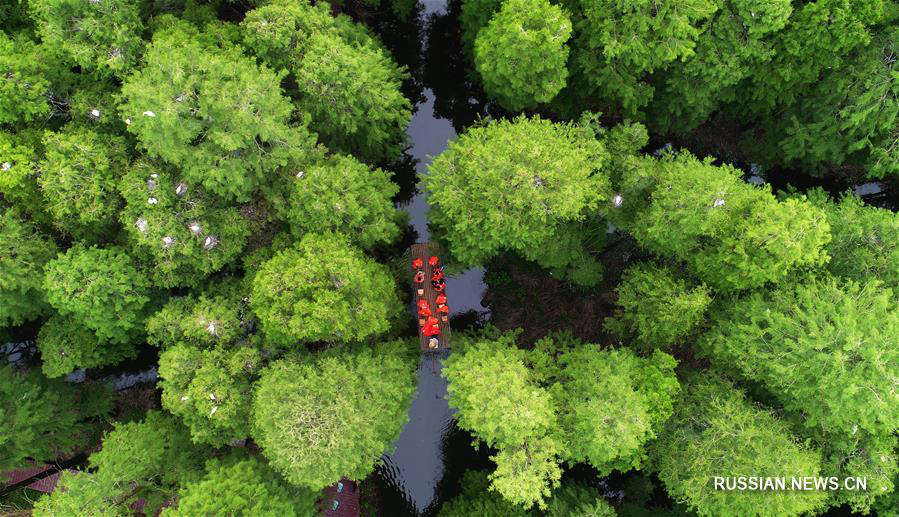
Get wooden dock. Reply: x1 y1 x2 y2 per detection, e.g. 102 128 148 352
411 243 451 350
322 478 360 516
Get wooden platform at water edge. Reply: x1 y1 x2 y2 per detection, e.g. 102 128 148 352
322 478 360 517
411 242 451 350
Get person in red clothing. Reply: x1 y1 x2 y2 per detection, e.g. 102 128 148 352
418 305 432 318
414 271 425 284
417 299 430 310
435 293 447 305
431 268 444 282
412 258 423 270
429 256 439 267
432 278 445 292
437 304 449 315
423 324 440 337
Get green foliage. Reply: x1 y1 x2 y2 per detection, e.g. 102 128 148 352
163 454 319 516
33 411 208 516
250 232 403 346
426 116 611 286
43 245 151 344
543 482 617 517
0 130 44 217
253 342 416 490
119 22 316 201
158 342 260 446
439 470 529 517
474 0 572 111
282 154 401 248
0 33 52 125
459 0 502 53
769 27 898 178
607 262 711 349
0 209 57 326
241 0 412 161
37 313 137 377
570 0 717 116
37 126 128 238
0 365 112 472
652 376 829 517
29 0 144 78
146 281 252 349
700 277 899 447
549 345 679 475
811 190 899 291
444 330 678 509
118 160 250 287
628 152 831 291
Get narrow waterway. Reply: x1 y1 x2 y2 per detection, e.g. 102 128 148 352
375 0 490 509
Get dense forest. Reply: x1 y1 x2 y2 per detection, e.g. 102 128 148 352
1 0 897 515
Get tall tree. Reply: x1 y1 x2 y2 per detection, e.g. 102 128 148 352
568 0 716 117
474 0 572 111
118 21 316 201
280 153 401 248
29 0 144 77
250 232 403 346
118 160 250 288
652 376 829 517
0 33 52 125
241 0 412 162
606 262 711 350
252 342 416 490
0 365 112 472
37 126 128 238
0 209 57 326
32 411 208 516
626 152 831 291
42 245 151 344
162 454 319 516
700 277 899 447
425 116 611 286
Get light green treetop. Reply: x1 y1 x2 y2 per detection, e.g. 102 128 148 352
119 22 316 201
250 232 403 346
253 342 416 490
43 245 151 344
0 209 57 326
426 116 611 285
474 0 572 111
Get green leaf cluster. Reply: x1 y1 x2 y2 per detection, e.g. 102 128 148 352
252 343 416 490
0 209 56 326
474 0 572 111
250 232 403 346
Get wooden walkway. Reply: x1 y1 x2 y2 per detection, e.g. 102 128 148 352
322 478 360 516
411 243 451 350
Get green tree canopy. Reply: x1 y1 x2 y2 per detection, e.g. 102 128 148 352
425 116 611 286
146 280 253 349
241 0 412 161
700 277 899 446
606 262 711 350
444 329 679 509
252 343 416 490
158 342 261 446
652 376 829 517
0 129 47 221
0 365 112 472
43 245 151 344
0 33 52 125
119 22 316 201
281 153 401 248
118 160 250 287
569 0 716 116
163 454 319 516
626 152 831 291
0 209 57 326
250 232 403 346
37 313 137 377
29 0 144 78
809 190 899 292
474 0 572 111
32 411 208 516
37 126 128 238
